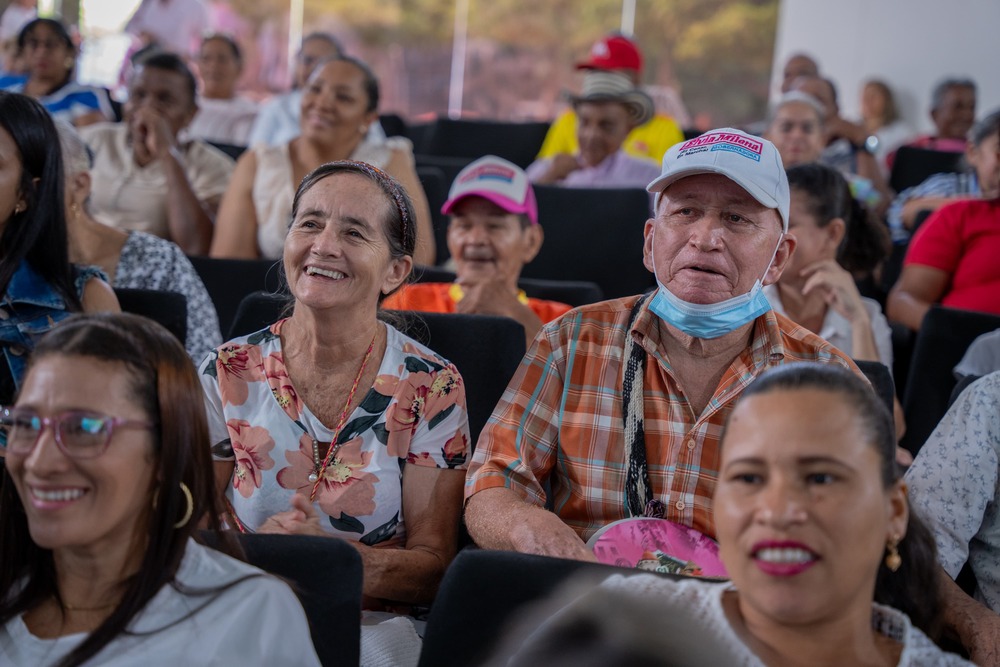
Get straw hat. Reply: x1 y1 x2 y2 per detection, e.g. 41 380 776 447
570 70 655 127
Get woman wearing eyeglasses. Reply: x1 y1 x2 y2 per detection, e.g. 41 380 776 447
0 312 320 666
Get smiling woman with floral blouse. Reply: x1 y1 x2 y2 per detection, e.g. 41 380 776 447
198 161 470 660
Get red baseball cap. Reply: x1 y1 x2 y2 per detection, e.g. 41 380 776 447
575 35 643 74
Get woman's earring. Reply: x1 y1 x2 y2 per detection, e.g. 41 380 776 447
885 536 902 572
174 482 194 529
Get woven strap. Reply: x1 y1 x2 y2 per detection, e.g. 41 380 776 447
622 293 657 518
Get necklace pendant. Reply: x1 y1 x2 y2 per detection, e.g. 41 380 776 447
308 471 319 483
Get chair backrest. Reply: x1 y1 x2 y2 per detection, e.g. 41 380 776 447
421 118 552 168
525 185 654 299
853 359 896 426
418 549 646 667
187 256 285 339
379 112 409 139
410 265 604 308
394 311 526 447
201 532 362 667
950 373 983 408
114 288 187 345
415 165 451 263
228 293 526 447
228 291 291 338
901 306 1000 454
889 146 964 193
206 140 248 161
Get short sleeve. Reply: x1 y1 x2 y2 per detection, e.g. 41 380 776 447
198 349 233 459
160 244 223 360
904 203 964 273
864 298 894 370
188 143 236 203
905 372 1000 577
464 320 564 505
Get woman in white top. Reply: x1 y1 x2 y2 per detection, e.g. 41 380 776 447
504 364 971 666
185 34 258 146
210 55 435 265
0 313 319 666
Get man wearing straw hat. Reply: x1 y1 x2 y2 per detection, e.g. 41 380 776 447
526 70 661 189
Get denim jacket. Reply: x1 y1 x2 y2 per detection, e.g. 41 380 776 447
1 261 102 398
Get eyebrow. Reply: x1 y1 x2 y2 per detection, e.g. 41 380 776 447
723 455 857 470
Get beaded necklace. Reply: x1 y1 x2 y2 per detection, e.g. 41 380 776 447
307 333 377 501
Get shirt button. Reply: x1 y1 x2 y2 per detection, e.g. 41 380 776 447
687 439 696 450
9 345 25 356
675 500 685 511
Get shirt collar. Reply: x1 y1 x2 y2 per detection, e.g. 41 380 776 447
3 261 66 309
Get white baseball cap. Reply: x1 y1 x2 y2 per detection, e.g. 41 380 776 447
646 128 790 231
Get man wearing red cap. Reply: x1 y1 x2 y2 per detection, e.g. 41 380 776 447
537 34 685 164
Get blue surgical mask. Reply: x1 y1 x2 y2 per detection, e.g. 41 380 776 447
648 231 782 339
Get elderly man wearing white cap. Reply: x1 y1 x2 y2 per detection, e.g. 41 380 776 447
465 129 860 561
384 155 572 345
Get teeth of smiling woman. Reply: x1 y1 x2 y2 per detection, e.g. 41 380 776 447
32 488 85 502
306 267 345 279
755 548 814 564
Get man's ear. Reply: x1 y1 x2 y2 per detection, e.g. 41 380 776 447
642 218 656 275
763 232 797 286
520 224 544 264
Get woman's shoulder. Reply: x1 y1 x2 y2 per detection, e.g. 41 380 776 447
874 604 974 666
384 321 457 371
199 321 284 374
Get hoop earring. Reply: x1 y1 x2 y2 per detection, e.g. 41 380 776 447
885 536 902 572
174 482 194 529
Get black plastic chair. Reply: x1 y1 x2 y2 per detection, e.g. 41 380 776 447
206 140 247 161
950 373 983 408
114 288 187 346
854 359 895 420
418 549 650 667
525 185 654 299
201 532 362 667
415 165 452 263
410 265 604 308
889 146 964 193
421 118 551 168
229 293 526 447
186 256 285 340
901 306 1000 455
379 112 409 139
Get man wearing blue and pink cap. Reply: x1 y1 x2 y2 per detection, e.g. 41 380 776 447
383 155 572 345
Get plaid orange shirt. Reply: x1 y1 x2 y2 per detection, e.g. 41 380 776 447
465 295 858 541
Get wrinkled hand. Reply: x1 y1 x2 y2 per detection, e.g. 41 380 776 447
257 493 327 537
544 153 582 182
801 260 868 324
130 107 177 165
455 277 522 319
509 513 597 562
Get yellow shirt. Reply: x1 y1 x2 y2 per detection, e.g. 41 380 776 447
537 109 684 163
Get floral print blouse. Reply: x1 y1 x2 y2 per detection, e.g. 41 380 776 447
199 319 470 548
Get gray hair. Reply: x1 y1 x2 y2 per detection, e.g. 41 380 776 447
968 108 1000 146
768 90 826 125
930 77 976 111
54 119 92 177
